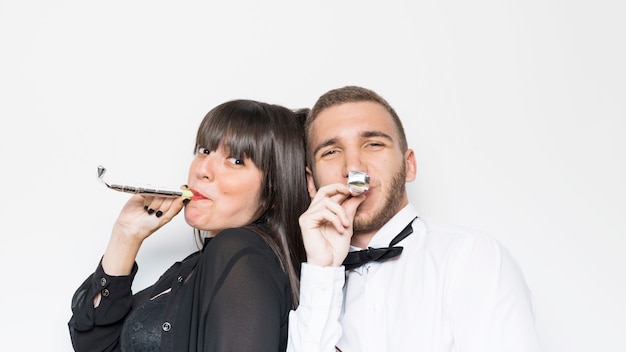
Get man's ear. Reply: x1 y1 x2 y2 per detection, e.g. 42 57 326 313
306 166 317 198
405 149 417 182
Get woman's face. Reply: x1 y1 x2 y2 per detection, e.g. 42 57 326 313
184 144 264 236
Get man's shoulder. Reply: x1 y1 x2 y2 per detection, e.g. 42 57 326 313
414 218 526 284
414 217 506 255
400 205 499 248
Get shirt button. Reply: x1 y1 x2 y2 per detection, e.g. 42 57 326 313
177 276 184 283
101 289 110 297
100 278 107 286
162 322 171 332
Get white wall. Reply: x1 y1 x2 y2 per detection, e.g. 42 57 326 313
1 1 624 351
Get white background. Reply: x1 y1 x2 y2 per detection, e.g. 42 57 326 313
1 1 624 351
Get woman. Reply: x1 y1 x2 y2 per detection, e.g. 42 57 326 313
68 100 310 351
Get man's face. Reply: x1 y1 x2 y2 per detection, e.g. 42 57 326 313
307 101 416 234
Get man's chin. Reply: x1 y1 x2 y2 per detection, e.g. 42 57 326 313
353 201 399 234
353 211 379 233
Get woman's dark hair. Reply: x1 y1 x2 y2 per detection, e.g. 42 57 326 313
194 99 309 306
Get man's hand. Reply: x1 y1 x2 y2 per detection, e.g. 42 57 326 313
299 183 365 267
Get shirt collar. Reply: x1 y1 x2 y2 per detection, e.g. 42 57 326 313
351 203 419 250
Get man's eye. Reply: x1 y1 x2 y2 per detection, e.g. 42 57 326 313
321 149 338 157
197 147 210 155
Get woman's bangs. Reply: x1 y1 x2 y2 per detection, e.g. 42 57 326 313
221 127 260 162
197 107 269 163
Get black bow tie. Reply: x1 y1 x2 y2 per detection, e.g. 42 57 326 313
342 217 417 270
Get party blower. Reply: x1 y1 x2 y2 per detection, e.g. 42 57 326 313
97 165 193 198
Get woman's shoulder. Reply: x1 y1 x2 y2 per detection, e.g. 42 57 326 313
203 227 273 260
197 227 287 285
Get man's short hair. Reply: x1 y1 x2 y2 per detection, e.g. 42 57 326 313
305 86 408 161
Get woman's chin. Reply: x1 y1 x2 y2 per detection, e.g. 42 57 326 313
183 208 204 228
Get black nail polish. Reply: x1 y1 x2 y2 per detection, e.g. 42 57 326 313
144 206 149 211
155 210 163 218
147 208 155 215
183 198 191 205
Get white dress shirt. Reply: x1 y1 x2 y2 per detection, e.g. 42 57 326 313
288 204 541 352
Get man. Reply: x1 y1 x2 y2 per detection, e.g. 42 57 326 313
288 86 541 351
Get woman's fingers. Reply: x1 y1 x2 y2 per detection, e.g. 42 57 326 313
116 194 186 240
141 196 186 219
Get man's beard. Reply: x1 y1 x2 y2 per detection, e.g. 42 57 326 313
353 163 406 233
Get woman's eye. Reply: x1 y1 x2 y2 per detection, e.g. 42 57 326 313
197 147 210 155
227 157 244 166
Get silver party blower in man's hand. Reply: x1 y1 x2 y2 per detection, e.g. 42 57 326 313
348 171 370 195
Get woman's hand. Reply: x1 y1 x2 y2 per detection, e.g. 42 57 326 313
112 194 186 243
299 184 365 267
101 194 188 276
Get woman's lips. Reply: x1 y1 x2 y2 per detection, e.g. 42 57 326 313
190 189 208 201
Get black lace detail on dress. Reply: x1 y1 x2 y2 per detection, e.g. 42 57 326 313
120 292 169 352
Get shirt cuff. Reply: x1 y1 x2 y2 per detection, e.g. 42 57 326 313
299 263 345 309
92 259 138 302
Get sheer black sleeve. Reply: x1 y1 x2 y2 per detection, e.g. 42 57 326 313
67 260 138 352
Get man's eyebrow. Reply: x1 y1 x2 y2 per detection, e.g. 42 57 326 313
361 130 393 141
312 138 337 157
312 131 394 156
